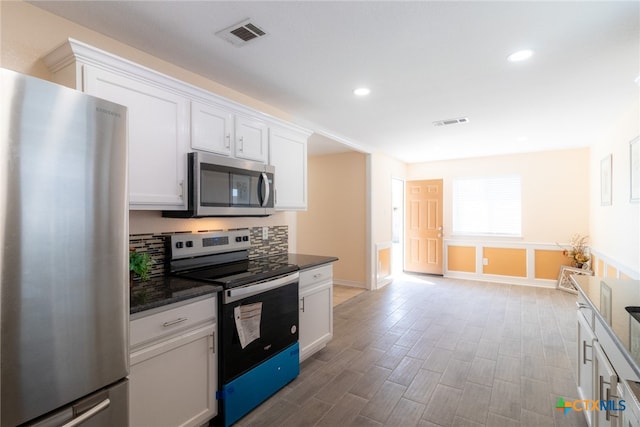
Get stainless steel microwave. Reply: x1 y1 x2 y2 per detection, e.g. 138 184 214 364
163 152 275 217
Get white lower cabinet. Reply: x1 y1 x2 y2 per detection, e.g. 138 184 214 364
129 296 217 427
578 311 597 426
576 297 639 427
299 264 333 362
622 381 640 427
594 341 622 427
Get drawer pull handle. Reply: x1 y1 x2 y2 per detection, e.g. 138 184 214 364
313 274 322 279
605 387 620 421
576 302 590 310
582 340 592 364
163 317 187 327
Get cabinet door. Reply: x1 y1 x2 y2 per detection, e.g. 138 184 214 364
577 311 596 426
269 127 308 210
83 66 189 210
299 281 333 362
235 115 268 162
129 324 217 427
191 100 233 156
594 342 622 427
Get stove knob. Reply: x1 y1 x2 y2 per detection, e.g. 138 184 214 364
242 236 249 242
186 241 193 248
235 236 242 243
175 242 183 249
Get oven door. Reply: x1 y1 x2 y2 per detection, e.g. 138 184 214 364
220 273 299 383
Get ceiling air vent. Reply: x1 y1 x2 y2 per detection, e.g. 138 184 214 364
216 19 268 47
433 117 469 127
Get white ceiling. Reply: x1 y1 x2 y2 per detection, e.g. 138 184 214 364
29 1 640 162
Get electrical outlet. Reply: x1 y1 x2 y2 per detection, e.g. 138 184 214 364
483 258 489 265
262 226 269 241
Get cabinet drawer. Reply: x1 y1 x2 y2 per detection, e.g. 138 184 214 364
131 296 216 349
300 264 333 288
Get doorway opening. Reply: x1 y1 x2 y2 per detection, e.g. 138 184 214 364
391 177 404 276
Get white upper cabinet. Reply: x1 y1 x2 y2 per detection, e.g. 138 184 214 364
43 38 312 212
269 126 309 210
191 100 233 156
234 115 268 163
84 66 189 210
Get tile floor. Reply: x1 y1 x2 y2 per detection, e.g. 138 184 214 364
236 274 587 427
333 285 366 307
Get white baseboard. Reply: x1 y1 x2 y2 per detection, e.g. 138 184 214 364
333 279 366 289
444 271 558 289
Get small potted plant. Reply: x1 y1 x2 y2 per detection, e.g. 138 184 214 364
129 250 153 287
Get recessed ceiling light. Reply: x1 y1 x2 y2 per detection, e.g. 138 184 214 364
507 49 534 62
353 87 371 96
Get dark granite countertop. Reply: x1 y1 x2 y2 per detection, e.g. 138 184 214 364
130 276 222 315
130 253 337 315
571 275 640 376
287 253 339 270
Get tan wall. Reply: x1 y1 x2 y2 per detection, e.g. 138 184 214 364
534 249 571 280
410 148 592 285
407 148 590 244
447 244 572 282
482 247 527 277
1 1 299 249
0 1 289 119
297 152 367 286
447 246 476 273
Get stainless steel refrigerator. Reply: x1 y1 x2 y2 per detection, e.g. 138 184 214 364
1 68 129 426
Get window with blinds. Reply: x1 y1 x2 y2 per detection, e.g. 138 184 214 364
452 175 522 236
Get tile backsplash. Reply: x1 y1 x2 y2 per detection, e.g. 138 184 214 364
129 225 289 281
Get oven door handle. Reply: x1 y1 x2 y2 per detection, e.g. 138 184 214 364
225 272 299 303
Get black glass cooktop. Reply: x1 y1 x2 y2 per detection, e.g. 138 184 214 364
174 254 298 289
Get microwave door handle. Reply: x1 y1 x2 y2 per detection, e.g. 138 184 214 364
260 172 270 207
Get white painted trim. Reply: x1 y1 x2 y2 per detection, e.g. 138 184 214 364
43 38 312 137
333 279 367 289
590 248 640 279
365 154 373 290
444 240 568 287
444 271 557 289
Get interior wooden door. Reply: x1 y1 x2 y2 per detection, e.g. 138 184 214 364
405 179 443 275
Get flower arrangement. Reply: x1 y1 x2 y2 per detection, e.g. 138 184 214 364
560 234 590 268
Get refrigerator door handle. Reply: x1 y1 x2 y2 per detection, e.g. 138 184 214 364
61 398 110 427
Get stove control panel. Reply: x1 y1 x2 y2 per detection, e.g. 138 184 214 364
170 230 251 259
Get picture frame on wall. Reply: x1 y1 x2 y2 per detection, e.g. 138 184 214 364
601 154 612 206
557 265 593 294
631 136 639 203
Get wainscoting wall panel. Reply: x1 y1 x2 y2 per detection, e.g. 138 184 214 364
444 240 639 286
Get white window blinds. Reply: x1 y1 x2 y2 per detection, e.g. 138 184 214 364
452 175 522 236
